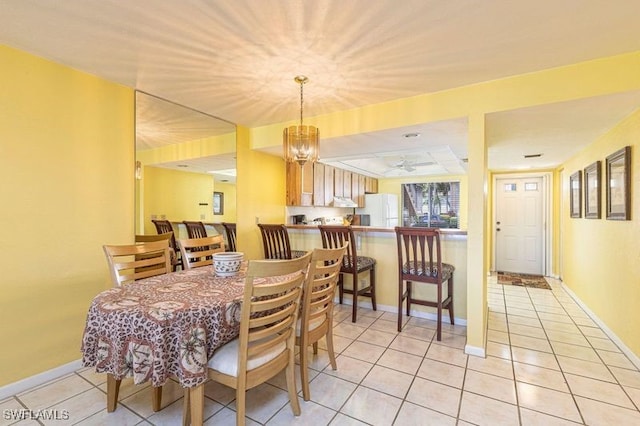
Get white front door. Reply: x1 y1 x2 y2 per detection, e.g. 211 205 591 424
495 177 544 275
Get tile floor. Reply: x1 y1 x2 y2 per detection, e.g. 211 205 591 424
3 275 640 425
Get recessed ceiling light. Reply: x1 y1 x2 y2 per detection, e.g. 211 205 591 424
402 132 420 138
524 154 542 158
177 164 188 167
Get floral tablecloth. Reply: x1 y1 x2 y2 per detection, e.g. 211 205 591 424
81 267 251 388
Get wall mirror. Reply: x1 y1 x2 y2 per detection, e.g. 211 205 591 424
135 91 236 240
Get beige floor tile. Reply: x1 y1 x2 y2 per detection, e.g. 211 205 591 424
565 373 634 409
516 382 581 422
341 341 385 363
546 329 590 347
510 333 553 353
394 401 456 426
575 395 640 426
376 348 423 375
268 398 337 425
356 328 396 347
486 341 512 360
597 349 637 370
508 323 546 339
333 323 367 340
405 377 461 417
203 406 260 426
514 362 569 392
541 320 579 334
488 319 508 333
551 341 600 362
425 343 468 368
506 300 535 311
506 307 539 319
350 315 377 328
463 370 516 404
361 365 413 398
487 329 510 345
18 374 94 411
579 325 607 339
296 347 331 372
417 358 466 389
41 388 106 425
204 380 237 405
76 369 107 387
609 366 640 388
506 315 541 329
466 355 514 379
369 318 402 334
74 404 144 426
406 316 438 329
328 413 367 425
537 311 574 324
587 336 620 352
398 324 436 341
120 379 184 418
146 397 221 426
556 355 615 382
388 334 431 357
340 386 402 425
571 316 597 327
230 383 290 424
318 334 353 354
534 305 567 316
458 391 519 426
432 331 466 350
307 373 356 410
511 347 560 370
324 355 373 384
519 407 583 425
625 385 640 408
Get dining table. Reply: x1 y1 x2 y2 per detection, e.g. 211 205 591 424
81 264 252 389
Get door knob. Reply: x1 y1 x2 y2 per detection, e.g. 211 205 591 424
496 228 501 231
496 221 501 225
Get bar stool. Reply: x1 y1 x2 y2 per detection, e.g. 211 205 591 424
319 225 376 323
183 220 208 238
395 226 454 340
221 222 237 252
258 224 307 259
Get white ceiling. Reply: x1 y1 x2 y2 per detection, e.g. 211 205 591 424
2 0 640 176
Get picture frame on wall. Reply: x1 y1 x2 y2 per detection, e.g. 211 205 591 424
213 191 224 215
584 161 601 219
570 171 582 218
606 146 631 220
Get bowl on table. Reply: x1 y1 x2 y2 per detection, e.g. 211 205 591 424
213 252 244 277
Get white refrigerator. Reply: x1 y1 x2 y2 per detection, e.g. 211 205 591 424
356 194 399 227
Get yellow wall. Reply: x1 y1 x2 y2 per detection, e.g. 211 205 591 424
0 45 134 386
141 166 231 234
561 109 640 356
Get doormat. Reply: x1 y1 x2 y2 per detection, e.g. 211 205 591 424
497 272 551 290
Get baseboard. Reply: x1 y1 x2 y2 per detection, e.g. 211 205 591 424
333 297 468 327
0 359 82 400
561 282 640 370
465 344 486 357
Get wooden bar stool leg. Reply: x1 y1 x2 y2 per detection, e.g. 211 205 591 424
370 267 377 311
351 271 358 322
448 276 455 325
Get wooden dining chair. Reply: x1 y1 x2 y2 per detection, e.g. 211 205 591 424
395 226 455 340
183 220 208 238
151 219 183 271
318 225 376 323
296 244 347 401
103 240 172 286
178 235 225 269
221 222 237 252
135 232 181 272
258 223 307 259
102 240 170 412
184 252 312 426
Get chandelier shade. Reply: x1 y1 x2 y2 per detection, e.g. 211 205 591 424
283 76 319 165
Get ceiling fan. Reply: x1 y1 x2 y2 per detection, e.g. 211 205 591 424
384 158 434 173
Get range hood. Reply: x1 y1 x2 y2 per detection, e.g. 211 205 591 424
332 196 358 208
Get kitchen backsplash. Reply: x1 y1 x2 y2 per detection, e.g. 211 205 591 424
285 206 354 224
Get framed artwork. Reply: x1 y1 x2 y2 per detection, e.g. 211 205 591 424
570 171 582 218
606 146 631 220
584 161 601 219
213 191 224 215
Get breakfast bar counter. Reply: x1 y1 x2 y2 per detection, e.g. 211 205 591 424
286 225 468 323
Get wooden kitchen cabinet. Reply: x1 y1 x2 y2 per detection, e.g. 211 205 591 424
353 173 366 207
324 164 335 206
313 162 325 206
343 171 352 199
365 176 378 193
334 168 344 197
286 161 313 206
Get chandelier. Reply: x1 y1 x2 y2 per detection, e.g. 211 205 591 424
283 75 319 166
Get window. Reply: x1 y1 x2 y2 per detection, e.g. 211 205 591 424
401 182 460 228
